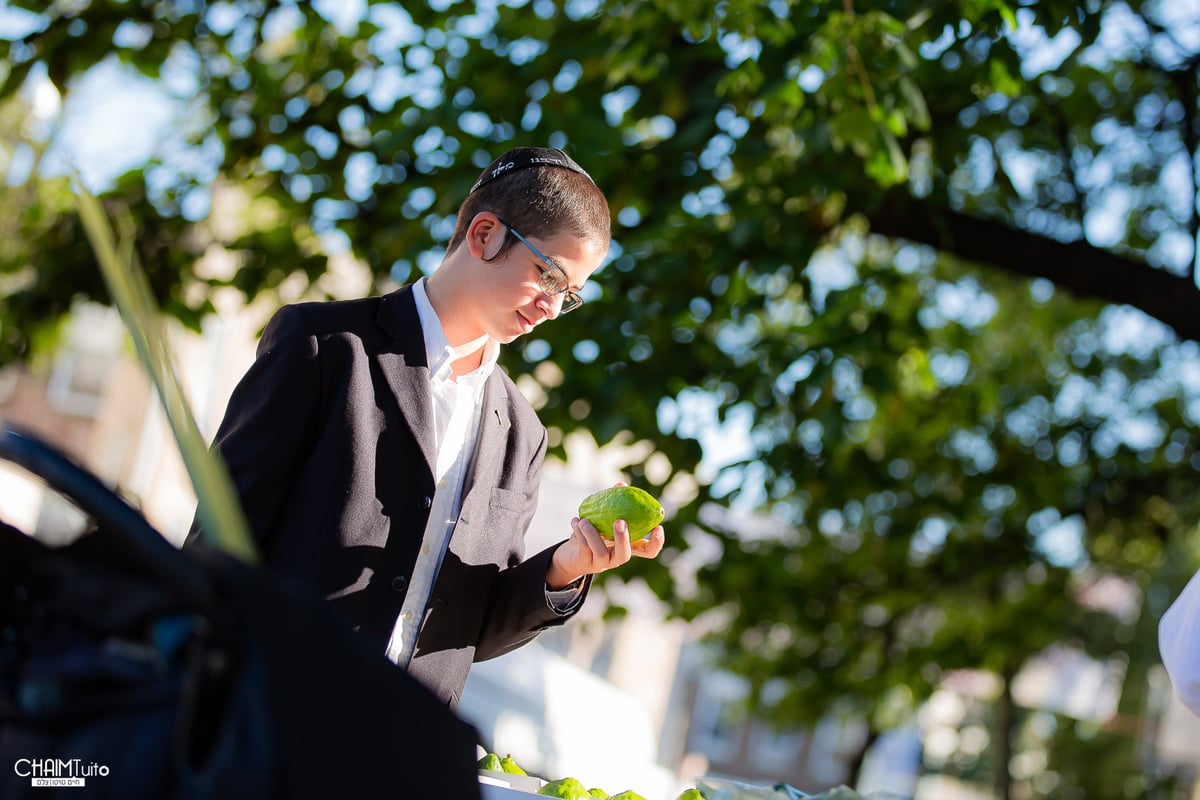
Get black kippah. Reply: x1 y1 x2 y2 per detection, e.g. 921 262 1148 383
469 147 594 194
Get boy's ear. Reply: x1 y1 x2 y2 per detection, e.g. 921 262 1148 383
466 212 505 260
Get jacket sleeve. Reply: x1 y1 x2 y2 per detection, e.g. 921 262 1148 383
186 305 321 552
1161 569 1200 716
472 426 591 662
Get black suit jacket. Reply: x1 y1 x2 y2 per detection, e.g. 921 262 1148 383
192 285 589 706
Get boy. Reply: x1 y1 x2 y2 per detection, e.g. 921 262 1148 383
189 147 665 706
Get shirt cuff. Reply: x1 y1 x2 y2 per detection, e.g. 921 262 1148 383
545 577 585 615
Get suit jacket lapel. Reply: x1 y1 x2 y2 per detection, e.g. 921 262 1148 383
374 287 437 479
462 373 509 493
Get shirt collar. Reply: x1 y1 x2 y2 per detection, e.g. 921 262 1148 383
411 278 499 385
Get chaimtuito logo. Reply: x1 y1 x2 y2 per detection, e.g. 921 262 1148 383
14 758 110 788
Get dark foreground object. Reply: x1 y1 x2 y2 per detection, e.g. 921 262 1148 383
0 424 483 800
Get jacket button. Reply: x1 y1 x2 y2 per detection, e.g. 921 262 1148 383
391 576 408 592
419 495 433 509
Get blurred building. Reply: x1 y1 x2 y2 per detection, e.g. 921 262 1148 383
0 300 266 544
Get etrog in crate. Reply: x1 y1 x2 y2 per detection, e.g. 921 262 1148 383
578 486 664 541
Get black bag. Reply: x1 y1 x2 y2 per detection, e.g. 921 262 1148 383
0 424 483 799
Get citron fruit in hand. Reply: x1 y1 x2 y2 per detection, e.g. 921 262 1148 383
578 486 664 541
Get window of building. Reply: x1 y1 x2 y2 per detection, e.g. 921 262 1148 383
745 676 809 768
749 722 808 769
689 673 748 762
805 713 867 785
47 350 112 417
0 366 17 403
45 304 122 418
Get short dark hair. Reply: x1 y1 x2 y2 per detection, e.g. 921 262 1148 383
448 147 611 256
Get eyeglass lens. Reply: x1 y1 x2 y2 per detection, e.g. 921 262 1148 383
502 220 583 312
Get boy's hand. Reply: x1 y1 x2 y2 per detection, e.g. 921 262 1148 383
546 516 666 590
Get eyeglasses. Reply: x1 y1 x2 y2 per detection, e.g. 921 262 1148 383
496 218 583 314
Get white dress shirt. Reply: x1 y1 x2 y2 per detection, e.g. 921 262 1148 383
1160 569 1200 715
385 279 581 667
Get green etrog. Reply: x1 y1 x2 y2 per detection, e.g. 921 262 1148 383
500 754 527 776
539 777 592 799
577 486 664 541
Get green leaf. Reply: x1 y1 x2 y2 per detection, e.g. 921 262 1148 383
74 183 258 564
829 108 878 158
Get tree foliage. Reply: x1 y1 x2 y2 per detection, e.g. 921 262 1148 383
3 1 1200 794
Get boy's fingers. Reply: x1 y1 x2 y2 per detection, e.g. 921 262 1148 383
580 520 611 561
631 526 666 558
609 519 632 565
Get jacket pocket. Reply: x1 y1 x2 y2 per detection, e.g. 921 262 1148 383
489 486 525 513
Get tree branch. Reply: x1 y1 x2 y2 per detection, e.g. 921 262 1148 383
869 194 1200 343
